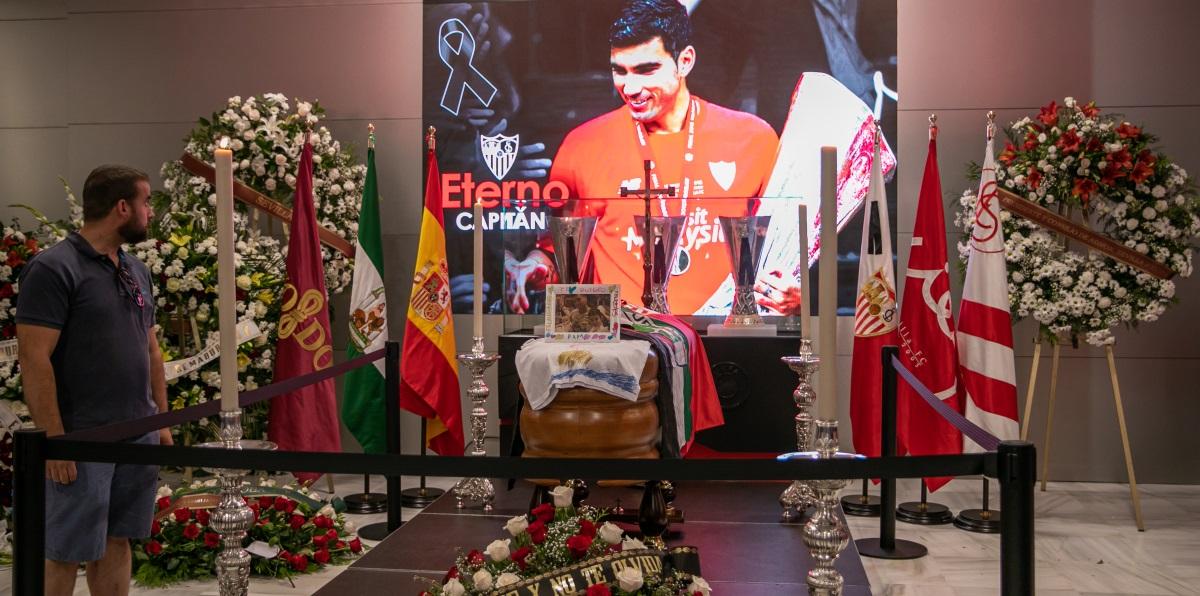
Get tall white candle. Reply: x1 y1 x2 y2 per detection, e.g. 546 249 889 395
215 139 238 412
473 201 484 338
818 147 838 421
798 204 811 339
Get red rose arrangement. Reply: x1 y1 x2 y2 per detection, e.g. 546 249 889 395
133 484 365 587
419 487 710 595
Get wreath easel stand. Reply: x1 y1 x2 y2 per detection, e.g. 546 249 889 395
1019 334 1144 531
997 187 1160 532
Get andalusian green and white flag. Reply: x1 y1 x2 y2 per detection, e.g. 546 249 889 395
341 145 388 453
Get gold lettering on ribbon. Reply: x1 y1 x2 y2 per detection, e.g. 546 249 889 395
548 575 576 594
579 564 606 587
278 283 333 370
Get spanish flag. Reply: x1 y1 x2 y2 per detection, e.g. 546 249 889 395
398 140 465 455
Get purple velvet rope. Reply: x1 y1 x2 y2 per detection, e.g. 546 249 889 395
61 348 387 443
891 355 1001 452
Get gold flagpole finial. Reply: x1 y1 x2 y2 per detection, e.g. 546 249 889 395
367 123 376 150
928 114 938 141
986 111 996 141
426 126 437 152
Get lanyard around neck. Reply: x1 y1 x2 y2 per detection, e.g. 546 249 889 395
632 98 699 217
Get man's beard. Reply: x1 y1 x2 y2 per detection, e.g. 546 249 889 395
118 219 148 244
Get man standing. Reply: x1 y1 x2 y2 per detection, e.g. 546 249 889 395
549 0 779 314
16 165 171 595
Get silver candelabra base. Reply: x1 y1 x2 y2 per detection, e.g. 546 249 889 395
779 338 819 522
454 337 500 511
802 420 856 595
198 410 276 596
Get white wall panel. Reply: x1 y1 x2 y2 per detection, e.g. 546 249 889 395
1091 0 1200 107
65 2 422 124
0 0 65 20
0 127 69 223
0 19 67 127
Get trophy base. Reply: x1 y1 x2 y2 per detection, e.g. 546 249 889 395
707 323 778 337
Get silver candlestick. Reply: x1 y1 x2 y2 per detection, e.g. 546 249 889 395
199 410 276 596
779 338 819 522
453 337 500 511
803 420 854 596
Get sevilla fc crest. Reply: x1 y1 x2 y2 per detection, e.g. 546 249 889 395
480 133 519 180
854 269 897 337
708 160 736 192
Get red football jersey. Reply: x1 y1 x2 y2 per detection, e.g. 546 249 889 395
550 97 779 314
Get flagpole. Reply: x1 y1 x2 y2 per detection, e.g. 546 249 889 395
344 123 391 515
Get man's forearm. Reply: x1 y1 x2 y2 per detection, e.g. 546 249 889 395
149 346 168 414
21 358 65 436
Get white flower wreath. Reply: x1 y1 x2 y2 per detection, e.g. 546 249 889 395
955 97 1200 346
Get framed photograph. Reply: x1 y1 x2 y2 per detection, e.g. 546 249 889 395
545 284 620 342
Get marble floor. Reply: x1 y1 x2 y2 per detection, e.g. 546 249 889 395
3 475 1198 595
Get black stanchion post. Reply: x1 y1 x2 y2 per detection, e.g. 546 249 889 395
400 421 444 508
14 429 47 595
856 346 926 560
999 440 1035 596
360 341 403 541
385 340 403 532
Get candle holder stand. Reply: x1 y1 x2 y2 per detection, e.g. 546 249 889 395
453 337 500 511
782 419 857 596
198 410 276 596
779 338 819 522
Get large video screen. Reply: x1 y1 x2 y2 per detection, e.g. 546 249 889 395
424 0 897 316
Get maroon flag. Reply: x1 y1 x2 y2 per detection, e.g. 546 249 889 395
895 131 963 491
269 142 341 482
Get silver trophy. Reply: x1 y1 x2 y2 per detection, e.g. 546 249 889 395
633 215 686 313
719 215 771 327
548 216 598 284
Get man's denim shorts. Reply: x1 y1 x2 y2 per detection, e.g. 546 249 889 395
45 431 159 562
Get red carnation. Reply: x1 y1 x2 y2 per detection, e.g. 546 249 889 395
1038 100 1059 126
1022 131 1039 151
290 554 308 572
467 549 485 565
1116 122 1142 139
273 496 290 511
335 540 347 550
511 546 532 570
313 515 332 529
156 496 171 511
182 523 201 540
150 520 161 535
1086 137 1102 153
578 519 597 538
566 534 594 560
1080 101 1101 118
445 566 460 581
313 548 331 564
204 532 221 549
349 538 362 554
527 520 547 544
531 503 555 523
289 514 306 530
145 540 163 556
195 509 210 526
587 585 613 596
312 534 328 549
325 529 339 542
258 496 274 509
173 507 192 523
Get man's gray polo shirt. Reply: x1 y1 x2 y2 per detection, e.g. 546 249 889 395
15 232 156 432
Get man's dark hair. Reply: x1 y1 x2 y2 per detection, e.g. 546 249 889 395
609 0 691 59
82 164 149 221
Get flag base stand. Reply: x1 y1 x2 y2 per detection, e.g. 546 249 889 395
357 521 394 541
842 494 881 517
400 486 444 509
855 537 928 560
896 500 954 525
344 492 389 514
841 479 881 517
954 508 1001 533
